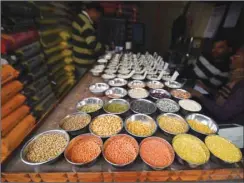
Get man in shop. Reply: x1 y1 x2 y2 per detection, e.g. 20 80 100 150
182 38 233 92
72 2 105 78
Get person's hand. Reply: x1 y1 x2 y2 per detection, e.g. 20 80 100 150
196 80 209 92
187 88 203 98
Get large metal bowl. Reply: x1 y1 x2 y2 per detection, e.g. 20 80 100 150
59 112 92 136
103 134 139 167
130 99 157 115
164 81 183 89
171 89 191 100
156 98 180 113
105 87 127 99
125 114 157 138
108 78 127 87
185 113 219 136
140 137 175 170
146 80 164 89
64 133 103 166
76 97 103 114
156 113 189 136
89 83 109 96
150 89 171 100
20 130 70 166
89 114 124 138
128 80 146 89
128 88 149 99
103 99 130 115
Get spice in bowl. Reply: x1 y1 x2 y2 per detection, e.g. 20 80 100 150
61 114 91 131
157 115 188 134
187 119 214 134
104 134 139 165
78 104 101 113
104 102 129 113
90 115 122 137
130 99 156 114
179 99 202 112
171 89 191 99
156 99 179 113
140 137 174 168
128 88 148 99
205 135 242 163
26 133 67 163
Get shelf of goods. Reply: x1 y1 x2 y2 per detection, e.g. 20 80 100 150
2 53 243 182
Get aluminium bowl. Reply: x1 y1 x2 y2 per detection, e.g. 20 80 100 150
103 99 130 115
130 99 157 115
150 89 171 100
128 88 149 99
105 87 127 99
108 78 128 87
76 97 103 114
164 81 183 89
146 80 164 89
171 89 192 100
128 80 146 89
89 83 109 96
156 98 180 113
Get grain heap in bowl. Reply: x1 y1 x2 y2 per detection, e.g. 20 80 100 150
104 99 129 114
140 137 175 169
65 134 102 164
130 99 157 114
156 99 179 113
128 88 149 99
90 114 123 137
103 134 139 166
173 134 210 165
60 113 91 131
150 89 170 99
157 114 188 135
205 135 242 163
25 132 68 163
171 89 191 99
78 104 101 113
187 119 215 134
179 99 202 112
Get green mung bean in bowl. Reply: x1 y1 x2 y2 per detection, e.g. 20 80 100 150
103 99 130 115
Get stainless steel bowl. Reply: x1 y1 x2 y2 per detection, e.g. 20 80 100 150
108 78 128 87
179 99 202 115
150 89 171 100
171 89 192 100
89 114 124 138
105 87 127 99
146 80 164 89
103 134 139 167
64 133 103 166
89 83 109 96
103 99 130 115
125 114 157 138
156 113 189 136
76 97 103 114
59 112 92 136
128 80 146 89
164 81 183 89
130 99 157 115
156 98 180 113
185 113 219 136
20 130 70 166
128 88 149 99
140 137 175 170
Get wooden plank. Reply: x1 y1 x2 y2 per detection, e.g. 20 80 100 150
103 172 113 182
3 173 31 182
39 173 68 182
28 173 42 182
66 173 78 182
113 172 139 182
77 172 103 182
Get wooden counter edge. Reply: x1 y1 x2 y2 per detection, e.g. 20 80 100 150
1 168 243 182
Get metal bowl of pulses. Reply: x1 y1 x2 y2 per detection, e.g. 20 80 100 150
103 99 130 115
146 80 164 89
156 98 180 113
59 112 92 136
76 97 104 114
130 99 157 115
20 130 70 166
128 80 146 89
128 88 149 99
150 89 171 100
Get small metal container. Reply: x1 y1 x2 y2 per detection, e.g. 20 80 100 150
130 99 157 115
125 114 157 138
146 80 164 89
89 114 124 138
150 89 171 100
105 87 127 99
102 74 116 82
89 83 109 96
171 89 191 100
185 113 219 139
20 130 70 166
108 78 127 87
103 99 130 115
140 137 175 170
90 70 102 77
76 97 103 116
128 80 146 89
179 99 202 116
128 88 149 99
156 98 180 113
59 112 91 136
164 81 183 89
64 133 103 166
103 134 139 167
156 113 189 137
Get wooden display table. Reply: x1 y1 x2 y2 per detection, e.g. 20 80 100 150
2 73 243 182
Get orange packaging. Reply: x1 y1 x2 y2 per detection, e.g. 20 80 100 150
1 80 23 105
1 105 30 137
1 65 19 85
1 115 36 156
1 94 26 119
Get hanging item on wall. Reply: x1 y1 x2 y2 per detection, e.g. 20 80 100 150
223 2 243 28
204 5 226 38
